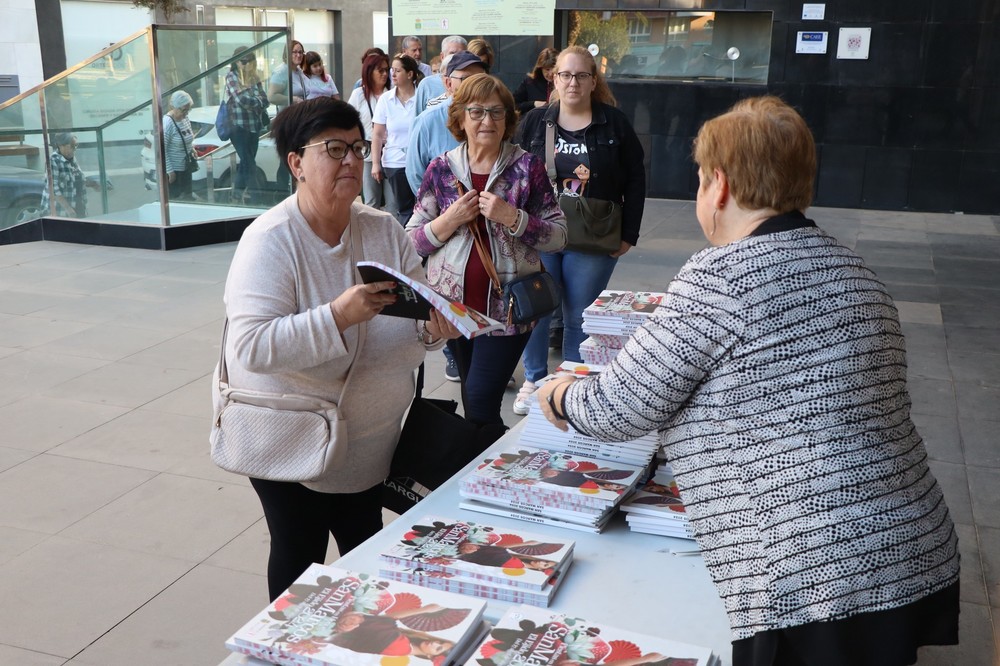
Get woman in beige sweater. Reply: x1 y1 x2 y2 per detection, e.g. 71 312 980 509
221 97 458 600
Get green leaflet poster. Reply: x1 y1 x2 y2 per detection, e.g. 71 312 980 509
391 0 556 36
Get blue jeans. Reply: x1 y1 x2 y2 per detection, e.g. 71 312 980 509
230 126 260 194
450 332 531 426
522 250 618 383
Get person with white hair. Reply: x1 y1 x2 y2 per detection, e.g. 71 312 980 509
402 36 433 78
414 35 467 116
163 89 196 200
40 131 99 217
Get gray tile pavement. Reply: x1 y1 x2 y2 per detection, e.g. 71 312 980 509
0 199 996 664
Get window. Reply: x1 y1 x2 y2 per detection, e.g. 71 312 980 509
564 10 772 84
627 17 651 44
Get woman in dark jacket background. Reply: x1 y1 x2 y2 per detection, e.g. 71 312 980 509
513 47 558 115
512 45 645 416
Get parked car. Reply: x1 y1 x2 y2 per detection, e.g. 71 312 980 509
0 165 44 229
141 105 280 195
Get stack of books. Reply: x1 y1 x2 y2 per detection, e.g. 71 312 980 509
464 604 719 666
519 361 660 469
378 515 575 607
458 445 644 533
579 289 667 365
224 563 489 666
620 465 695 539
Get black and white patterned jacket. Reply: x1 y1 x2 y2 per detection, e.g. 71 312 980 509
563 217 960 640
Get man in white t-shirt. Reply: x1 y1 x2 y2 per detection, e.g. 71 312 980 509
402 35 434 79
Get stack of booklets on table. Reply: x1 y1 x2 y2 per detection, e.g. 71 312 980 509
464 604 719 666
620 465 695 539
579 289 667 365
224 563 489 666
458 445 644 533
519 362 659 469
377 515 575 607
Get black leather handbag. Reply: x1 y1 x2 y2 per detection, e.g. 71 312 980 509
469 215 560 325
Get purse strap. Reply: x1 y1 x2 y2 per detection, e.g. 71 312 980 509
544 121 557 185
456 180 503 296
218 213 367 405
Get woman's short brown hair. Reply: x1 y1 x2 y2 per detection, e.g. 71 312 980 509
446 74 518 143
693 96 816 213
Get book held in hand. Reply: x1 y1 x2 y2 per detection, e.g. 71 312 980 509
464 604 718 666
357 261 503 339
224 563 487 666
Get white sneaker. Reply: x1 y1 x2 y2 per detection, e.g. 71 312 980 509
512 381 536 416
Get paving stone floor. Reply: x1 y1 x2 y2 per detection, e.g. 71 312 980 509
0 199 996 665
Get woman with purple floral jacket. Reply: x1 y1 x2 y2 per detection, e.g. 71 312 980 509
407 74 566 428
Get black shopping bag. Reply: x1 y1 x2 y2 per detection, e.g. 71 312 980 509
382 364 506 514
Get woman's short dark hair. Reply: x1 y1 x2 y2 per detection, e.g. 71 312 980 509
393 54 424 87
272 97 366 161
446 74 517 143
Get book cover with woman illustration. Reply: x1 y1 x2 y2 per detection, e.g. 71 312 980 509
465 604 716 666
225 564 486 666
464 446 643 508
357 261 503 339
379 515 575 591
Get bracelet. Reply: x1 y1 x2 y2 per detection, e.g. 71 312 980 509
546 389 567 420
416 321 438 345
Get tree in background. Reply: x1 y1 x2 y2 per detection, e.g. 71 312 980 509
567 11 643 67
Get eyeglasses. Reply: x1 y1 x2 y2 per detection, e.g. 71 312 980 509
555 71 593 83
300 138 372 160
239 58 255 65
291 49 304 55
465 106 505 121
377 67 389 73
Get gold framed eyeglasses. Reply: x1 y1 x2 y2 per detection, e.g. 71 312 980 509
465 106 505 121
555 71 593 83
300 138 371 160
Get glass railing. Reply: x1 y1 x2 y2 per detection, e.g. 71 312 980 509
0 25 290 230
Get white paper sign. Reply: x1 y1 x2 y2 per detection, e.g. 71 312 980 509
802 3 826 20
796 31 828 54
837 27 871 59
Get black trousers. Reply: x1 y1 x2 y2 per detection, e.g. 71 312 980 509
249 477 384 601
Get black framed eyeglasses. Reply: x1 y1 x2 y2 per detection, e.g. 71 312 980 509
555 71 593 83
239 58 256 65
300 138 372 160
291 49 305 55
465 106 505 121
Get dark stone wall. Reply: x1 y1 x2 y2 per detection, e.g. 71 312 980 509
443 0 999 214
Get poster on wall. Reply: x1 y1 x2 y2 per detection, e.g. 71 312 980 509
796 31 828 54
391 0 557 36
801 4 826 20
837 27 871 59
